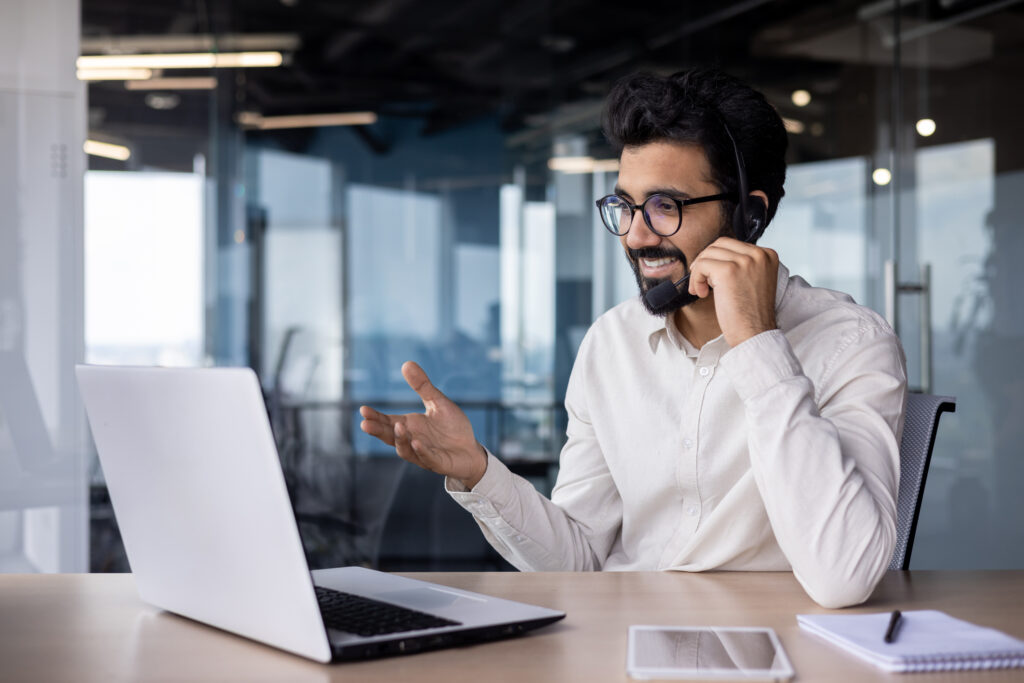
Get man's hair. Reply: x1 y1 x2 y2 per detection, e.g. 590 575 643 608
602 68 788 228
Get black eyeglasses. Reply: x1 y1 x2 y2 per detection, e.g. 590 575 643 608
595 192 732 237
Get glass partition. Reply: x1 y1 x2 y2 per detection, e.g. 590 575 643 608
70 0 1024 573
894 2 1024 568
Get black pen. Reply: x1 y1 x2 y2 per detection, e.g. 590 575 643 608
884 610 903 643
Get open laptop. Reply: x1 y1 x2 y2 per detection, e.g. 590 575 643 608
75 365 564 663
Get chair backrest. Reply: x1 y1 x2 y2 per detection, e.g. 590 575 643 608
889 393 956 570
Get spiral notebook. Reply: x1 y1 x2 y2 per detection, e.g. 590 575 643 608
797 610 1024 673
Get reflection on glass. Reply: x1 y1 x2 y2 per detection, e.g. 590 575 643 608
631 627 784 674
913 138 1000 568
254 149 342 402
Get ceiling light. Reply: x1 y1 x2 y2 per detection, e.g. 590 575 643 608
126 77 217 90
916 118 937 137
872 168 892 186
77 67 153 81
236 111 378 130
590 159 620 173
84 140 131 161
549 156 595 173
547 157 620 174
80 33 299 54
782 117 806 134
145 93 180 110
791 89 812 107
76 51 282 70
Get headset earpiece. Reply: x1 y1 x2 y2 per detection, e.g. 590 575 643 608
732 201 750 241
744 196 767 243
721 120 768 244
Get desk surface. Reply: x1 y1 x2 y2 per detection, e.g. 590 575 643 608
2 571 1022 682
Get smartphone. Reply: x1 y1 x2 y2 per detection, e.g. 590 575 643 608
627 625 794 681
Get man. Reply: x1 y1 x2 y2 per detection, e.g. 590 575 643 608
360 69 907 609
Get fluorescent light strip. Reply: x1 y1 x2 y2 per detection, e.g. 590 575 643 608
84 140 131 161
547 156 620 174
77 67 153 81
80 33 300 55
125 77 217 91
238 112 378 129
76 51 282 70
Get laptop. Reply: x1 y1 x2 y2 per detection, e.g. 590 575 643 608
75 365 564 663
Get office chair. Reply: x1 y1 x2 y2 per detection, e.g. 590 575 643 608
888 393 957 571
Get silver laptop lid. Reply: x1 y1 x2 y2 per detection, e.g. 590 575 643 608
76 365 332 663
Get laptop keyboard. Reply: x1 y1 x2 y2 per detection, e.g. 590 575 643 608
315 586 462 637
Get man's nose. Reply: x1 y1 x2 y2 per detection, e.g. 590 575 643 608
624 211 662 250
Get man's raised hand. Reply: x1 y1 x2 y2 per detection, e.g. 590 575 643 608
359 361 488 489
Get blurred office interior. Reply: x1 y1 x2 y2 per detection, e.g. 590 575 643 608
2 0 1023 574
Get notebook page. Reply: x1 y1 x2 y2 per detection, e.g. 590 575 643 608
797 610 1024 673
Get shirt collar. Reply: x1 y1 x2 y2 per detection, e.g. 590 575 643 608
643 262 792 354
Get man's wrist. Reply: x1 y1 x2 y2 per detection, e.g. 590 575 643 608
458 443 489 490
730 323 777 347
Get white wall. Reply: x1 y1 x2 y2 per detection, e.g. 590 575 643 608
0 0 88 572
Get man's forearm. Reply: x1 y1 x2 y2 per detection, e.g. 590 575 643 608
446 450 613 571
722 329 905 608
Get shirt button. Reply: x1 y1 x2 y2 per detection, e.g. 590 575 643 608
683 438 693 449
699 366 711 377
687 505 699 517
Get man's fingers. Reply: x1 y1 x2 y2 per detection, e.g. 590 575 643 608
393 420 416 462
358 405 398 445
359 405 394 426
359 417 396 446
688 256 733 297
401 361 447 406
702 239 778 266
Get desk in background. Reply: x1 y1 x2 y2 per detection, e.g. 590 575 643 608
1 571 1022 682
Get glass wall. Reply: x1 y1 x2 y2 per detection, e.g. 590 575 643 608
894 4 1024 567
0 0 88 573
72 0 1024 573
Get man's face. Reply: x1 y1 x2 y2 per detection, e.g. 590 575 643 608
615 141 730 316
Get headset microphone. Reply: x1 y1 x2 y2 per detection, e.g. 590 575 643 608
645 273 692 310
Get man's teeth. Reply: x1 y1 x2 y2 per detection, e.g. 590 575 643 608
642 257 675 268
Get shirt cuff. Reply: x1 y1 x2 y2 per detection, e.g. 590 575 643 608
444 450 514 520
720 329 804 403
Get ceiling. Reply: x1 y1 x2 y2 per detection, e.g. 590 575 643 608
81 0 1023 170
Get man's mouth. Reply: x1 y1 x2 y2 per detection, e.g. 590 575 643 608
639 256 679 277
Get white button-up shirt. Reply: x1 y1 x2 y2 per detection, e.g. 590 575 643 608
447 264 907 608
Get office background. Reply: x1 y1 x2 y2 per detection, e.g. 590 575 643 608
1 0 1022 574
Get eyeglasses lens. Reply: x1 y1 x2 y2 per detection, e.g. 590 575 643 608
599 196 631 235
643 194 681 236
599 194 681 236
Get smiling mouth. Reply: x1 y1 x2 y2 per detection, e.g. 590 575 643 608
641 257 676 269
638 256 682 278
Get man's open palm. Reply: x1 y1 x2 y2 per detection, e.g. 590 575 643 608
359 361 488 488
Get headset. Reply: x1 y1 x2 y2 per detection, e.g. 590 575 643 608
643 119 769 309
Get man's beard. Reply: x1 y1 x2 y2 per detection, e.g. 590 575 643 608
627 246 700 317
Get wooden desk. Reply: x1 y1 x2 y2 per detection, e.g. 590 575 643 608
1 571 1022 682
